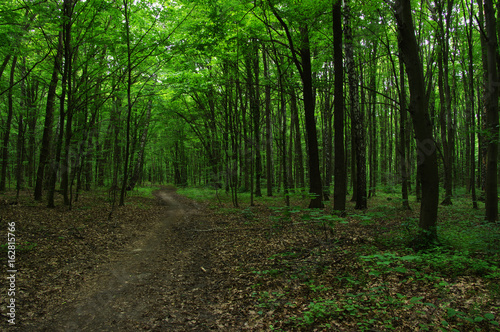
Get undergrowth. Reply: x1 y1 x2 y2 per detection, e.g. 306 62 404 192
180 186 500 331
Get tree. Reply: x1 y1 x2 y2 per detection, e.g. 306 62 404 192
345 0 367 210
393 0 439 245
483 0 499 222
0 56 17 192
333 0 346 214
269 3 324 208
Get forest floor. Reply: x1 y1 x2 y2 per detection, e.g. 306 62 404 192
0 186 499 331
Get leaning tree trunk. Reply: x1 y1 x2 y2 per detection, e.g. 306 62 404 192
299 25 324 208
394 0 439 245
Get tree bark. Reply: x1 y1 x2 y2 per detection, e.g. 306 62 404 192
299 25 324 208
394 0 439 245
263 48 273 197
0 56 17 192
333 1 346 213
269 5 323 208
484 0 499 222
399 58 411 210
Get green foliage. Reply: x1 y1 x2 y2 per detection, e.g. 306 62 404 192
360 249 499 279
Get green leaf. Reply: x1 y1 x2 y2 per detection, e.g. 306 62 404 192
393 266 407 273
410 296 424 304
484 313 495 320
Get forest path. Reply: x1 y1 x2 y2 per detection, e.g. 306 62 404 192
40 189 219 331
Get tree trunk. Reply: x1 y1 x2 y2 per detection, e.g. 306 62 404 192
399 58 411 210
129 82 154 191
464 1 478 209
269 6 323 208
394 0 439 245
33 34 61 199
120 0 133 206
0 56 17 192
345 3 366 210
299 25 323 208
0 55 11 81
290 88 304 190
333 1 346 213
263 48 273 197
484 0 499 222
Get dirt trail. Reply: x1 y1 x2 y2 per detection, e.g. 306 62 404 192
39 190 219 331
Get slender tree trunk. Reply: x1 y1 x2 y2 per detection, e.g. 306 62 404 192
0 55 11 81
26 69 38 188
0 56 17 192
478 0 488 198
356 63 367 210
263 48 273 197
290 88 304 190
345 2 366 209
368 42 378 198
34 33 63 201
129 82 154 191
246 42 262 198
298 25 323 208
399 58 411 210
120 0 133 206
270 6 323 208
465 0 478 209
333 0 347 215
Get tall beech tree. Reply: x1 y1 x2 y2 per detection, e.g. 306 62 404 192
333 0 346 214
269 3 323 208
393 0 439 244
483 0 499 222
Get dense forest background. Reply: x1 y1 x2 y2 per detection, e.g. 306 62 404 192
1 0 500 243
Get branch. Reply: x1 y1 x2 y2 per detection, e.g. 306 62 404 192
267 1 303 77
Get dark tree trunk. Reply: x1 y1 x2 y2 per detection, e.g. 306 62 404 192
435 0 453 206
34 73 56 197
290 88 304 190
246 42 262 197
0 56 17 192
464 2 478 209
484 0 499 222
399 58 411 210
0 55 11 81
129 82 154 191
333 1 346 213
270 6 323 208
299 25 323 208
345 2 366 209
368 43 378 199
120 0 133 206
394 0 439 245
263 48 273 197
356 63 367 210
